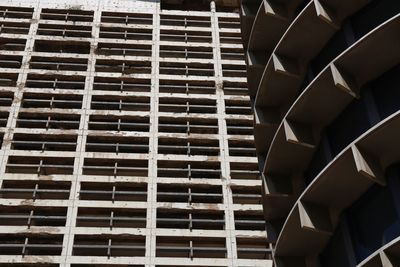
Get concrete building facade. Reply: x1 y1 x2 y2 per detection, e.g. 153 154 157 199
240 0 400 266
0 0 272 266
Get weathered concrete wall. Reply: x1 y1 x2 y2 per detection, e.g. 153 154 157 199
0 0 272 266
0 0 158 12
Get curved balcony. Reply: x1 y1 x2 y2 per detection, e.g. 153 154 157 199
240 0 262 47
240 0 400 264
246 0 306 98
274 109 400 264
261 14 400 223
252 0 370 158
357 236 400 267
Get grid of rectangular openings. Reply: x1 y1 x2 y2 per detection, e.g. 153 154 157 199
0 4 270 267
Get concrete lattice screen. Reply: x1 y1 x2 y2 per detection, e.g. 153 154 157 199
0 0 272 266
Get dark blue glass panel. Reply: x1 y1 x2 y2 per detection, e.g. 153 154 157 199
347 178 400 263
371 65 400 119
304 134 331 185
326 97 370 156
310 28 348 76
351 0 400 40
320 224 353 267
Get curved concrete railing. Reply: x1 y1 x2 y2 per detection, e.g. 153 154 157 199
261 14 400 224
357 236 400 267
240 0 262 47
275 109 400 264
252 0 370 157
246 0 305 98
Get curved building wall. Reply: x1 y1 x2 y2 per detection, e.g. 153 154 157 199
240 0 400 266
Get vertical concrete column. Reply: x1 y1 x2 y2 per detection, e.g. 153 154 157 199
210 2 237 266
147 2 160 267
62 4 101 267
0 3 40 185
